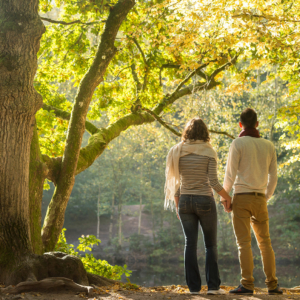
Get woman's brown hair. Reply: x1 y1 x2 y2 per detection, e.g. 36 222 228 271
181 117 210 142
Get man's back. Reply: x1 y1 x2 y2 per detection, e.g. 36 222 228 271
223 108 282 294
223 136 277 200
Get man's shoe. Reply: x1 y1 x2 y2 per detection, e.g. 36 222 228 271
207 288 226 295
268 285 283 295
229 284 253 295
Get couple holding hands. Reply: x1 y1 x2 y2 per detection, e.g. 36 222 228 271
165 108 283 295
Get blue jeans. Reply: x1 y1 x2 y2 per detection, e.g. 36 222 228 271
179 194 221 292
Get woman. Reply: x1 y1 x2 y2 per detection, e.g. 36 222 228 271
164 117 231 295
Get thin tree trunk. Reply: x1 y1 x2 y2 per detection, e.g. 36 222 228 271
138 149 144 235
97 184 100 239
0 0 45 284
270 69 278 141
29 123 47 254
109 192 115 244
150 197 156 243
148 166 155 242
160 187 165 230
118 198 122 247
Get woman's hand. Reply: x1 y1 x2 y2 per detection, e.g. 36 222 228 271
217 188 232 213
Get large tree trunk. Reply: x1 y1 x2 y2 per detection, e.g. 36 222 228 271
0 0 45 284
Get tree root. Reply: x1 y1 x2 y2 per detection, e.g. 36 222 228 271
0 252 116 295
0 277 93 295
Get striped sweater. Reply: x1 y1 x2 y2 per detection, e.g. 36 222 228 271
175 153 223 197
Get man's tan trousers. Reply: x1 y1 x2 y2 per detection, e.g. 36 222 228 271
232 193 278 290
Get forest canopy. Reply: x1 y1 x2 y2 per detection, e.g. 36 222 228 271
38 0 300 159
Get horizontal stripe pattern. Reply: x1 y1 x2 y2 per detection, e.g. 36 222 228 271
175 153 223 196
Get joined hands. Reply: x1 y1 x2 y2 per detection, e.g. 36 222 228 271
221 198 232 213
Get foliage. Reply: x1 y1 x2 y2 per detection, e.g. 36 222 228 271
55 229 131 280
38 0 300 261
36 0 300 168
55 228 78 256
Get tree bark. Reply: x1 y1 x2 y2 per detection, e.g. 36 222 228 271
0 0 45 284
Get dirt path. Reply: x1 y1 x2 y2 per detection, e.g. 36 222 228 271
2 284 300 300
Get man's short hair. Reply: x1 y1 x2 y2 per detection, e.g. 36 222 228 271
240 108 257 128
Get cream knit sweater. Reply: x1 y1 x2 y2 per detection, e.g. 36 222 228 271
223 136 277 200
164 140 217 210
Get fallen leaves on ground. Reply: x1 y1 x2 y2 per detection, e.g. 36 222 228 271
92 283 300 296
93 282 141 296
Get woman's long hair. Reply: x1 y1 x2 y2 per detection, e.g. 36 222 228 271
181 117 210 142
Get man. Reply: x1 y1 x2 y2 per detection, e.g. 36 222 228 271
221 108 282 295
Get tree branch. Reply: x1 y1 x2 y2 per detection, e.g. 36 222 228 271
40 17 102 26
159 64 180 86
75 112 154 175
42 104 99 135
174 64 208 94
130 64 142 92
141 108 234 139
209 130 235 139
110 65 131 82
131 37 149 91
141 108 181 137
153 81 211 115
208 56 238 80
232 13 300 23
131 37 147 65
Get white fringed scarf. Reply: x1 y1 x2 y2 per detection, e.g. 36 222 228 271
164 140 218 210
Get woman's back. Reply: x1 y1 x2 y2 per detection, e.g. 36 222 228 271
177 153 223 196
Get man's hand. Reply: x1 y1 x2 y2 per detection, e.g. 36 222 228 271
221 197 232 213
